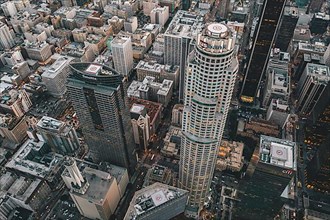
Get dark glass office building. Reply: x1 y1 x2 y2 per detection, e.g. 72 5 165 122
233 135 297 220
240 0 286 104
304 85 330 193
274 5 298 52
67 63 136 172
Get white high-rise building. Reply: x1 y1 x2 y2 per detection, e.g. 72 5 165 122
150 6 169 27
179 23 238 218
111 36 133 77
0 22 15 50
1 2 17 17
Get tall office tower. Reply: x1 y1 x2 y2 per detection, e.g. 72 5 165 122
111 36 134 77
274 5 298 52
262 50 290 107
37 116 80 155
305 104 330 193
0 22 15 50
233 135 297 219
41 56 73 98
240 0 286 104
67 63 136 171
1 2 17 17
130 104 151 151
179 23 238 218
218 0 231 18
62 157 124 220
296 63 330 115
164 10 204 102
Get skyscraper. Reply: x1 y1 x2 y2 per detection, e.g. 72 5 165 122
233 135 297 219
111 36 134 77
37 116 80 155
296 63 330 116
67 63 136 171
240 0 286 104
274 5 298 52
164 10 204 102
0 22 15 50
179 23 238 218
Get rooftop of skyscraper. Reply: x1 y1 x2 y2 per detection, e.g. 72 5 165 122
164 10 204 37
259 135 297 170
42 56 73 79
37 116 73 135
197 23 236 54
0 113 22 129
70 63 120 78
70 167 116 205
5 139 63 178
306 63 330 84
125 182 189 220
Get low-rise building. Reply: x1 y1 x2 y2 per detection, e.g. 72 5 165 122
216 140 244 172
127 76 173 107
5 139 64 189
0 171 51 213
161 126 181 159
143 165 172 187
136 60 179 90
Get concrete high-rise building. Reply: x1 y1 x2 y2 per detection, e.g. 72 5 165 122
0 22 15 50
171 104 183 126
179 23 238 218
1 2 17 17
37 116 80 155
62 157 125 220
0 89 32 118
262 50 290 107
0 114 27 144
296 64 330 116
240 0 286 104
164 10 204 102
124 17 138 33
42 56 73 97
130 104 151 151
150 6 169 27
111 36 134 77
67 63 136 171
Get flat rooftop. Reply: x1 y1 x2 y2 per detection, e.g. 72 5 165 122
306 63 330 83
136 60 163 73
42 56 72 78
164 10 204 38
37 116 65 131
125 182 188 220
259 135 296 170
0 171 43 203
5 139 63 178
71 167 114 205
